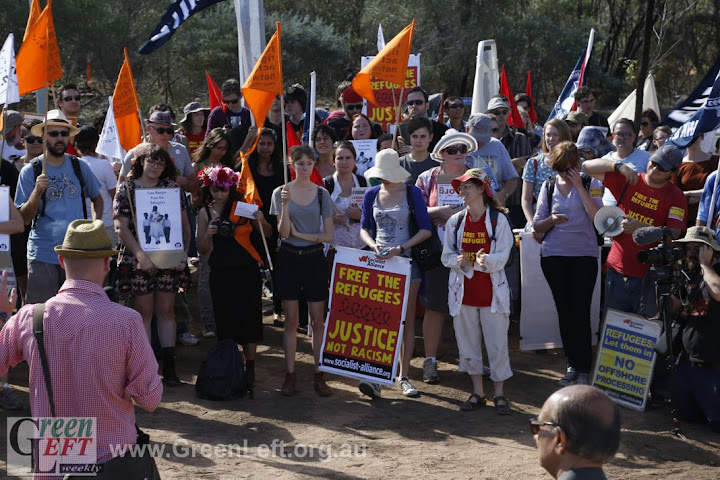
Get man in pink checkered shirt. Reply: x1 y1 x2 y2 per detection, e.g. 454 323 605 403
0 219 163 477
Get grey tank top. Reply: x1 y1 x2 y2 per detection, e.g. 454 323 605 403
373 192 411 250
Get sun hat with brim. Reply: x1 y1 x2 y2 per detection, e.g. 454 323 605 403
146 110 177 126
30 109 81 137
363 148 411 184
650 145 683 172
674 226 720 251
54 219 119 258
565 111 589 125
451 168 495 199
431 129 478 160
486 97 510 112
179 102 210 124
466 114 492 145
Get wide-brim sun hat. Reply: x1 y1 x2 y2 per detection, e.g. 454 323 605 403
364 148 410 184
179 102 210 124
674 226 720 251
451 168 495 199
30 109 81 137
431 129 478 161
54 219 119 258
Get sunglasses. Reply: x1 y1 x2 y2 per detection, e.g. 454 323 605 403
529 418 561 435
63 95 81 102
406 99 425 106
150 125 174 135
446 104 463 109
47 130 70 138
641 121 650 127
346 103 363 111
223 98 240 105
24 136 42 144
651 161 671 173
491 109 510 116
445 145 468 155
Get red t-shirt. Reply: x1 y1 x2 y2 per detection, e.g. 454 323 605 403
461 213 493 307
604 172 687 277
183 131 206 156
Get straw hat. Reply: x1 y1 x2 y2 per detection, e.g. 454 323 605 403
431 129 478 160
54 220 119 258
363 149 411 184
674 226 720 251
30 109 81 137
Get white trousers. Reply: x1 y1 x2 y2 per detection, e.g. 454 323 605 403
453 305 513 382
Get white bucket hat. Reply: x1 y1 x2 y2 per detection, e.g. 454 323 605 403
431 129 478 160
30 109 81 137
363 149 410 184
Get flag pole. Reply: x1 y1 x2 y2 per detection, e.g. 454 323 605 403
138 108 147 140
391 86 404 150
257 219 273 270
280 94 288 184
0 109 7 163
41 81 50 175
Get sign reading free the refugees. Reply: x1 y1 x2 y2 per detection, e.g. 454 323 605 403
592 309 662 411
319 246 411 385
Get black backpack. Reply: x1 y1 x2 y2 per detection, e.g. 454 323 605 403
195 339 246 401
452 207 517 267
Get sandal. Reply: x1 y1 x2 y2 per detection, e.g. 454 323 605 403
494 395 512 416
459 393 486 411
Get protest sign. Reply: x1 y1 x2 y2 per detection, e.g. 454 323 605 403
350 139 378 177
436 178 462 242
592 309 662 411
360 54 420 132
134 187 185 269
319 246 411 385
0 186 14 293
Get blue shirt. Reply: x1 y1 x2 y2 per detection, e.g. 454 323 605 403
466 138 518 191
15 155 102 264
698 171 720 244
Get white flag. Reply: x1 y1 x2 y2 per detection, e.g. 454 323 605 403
377 24 385 53
96 97 126 161
0 34 19 106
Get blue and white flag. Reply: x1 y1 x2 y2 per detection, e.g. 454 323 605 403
546 53 585 123
668 68 720 149
139 0 226 55
663 57 720 128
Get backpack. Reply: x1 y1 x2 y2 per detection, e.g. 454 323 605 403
453 207 517 267
544 174 604 246
31 155 88 223
195 339 246 400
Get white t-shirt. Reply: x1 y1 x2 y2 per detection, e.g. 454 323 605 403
82 155 117 226
1 140 25 162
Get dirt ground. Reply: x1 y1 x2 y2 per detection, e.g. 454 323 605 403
1 278 719 479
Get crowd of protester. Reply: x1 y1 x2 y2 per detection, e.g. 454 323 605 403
0 76 718 476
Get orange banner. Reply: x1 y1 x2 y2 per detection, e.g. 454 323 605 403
16 0 62 96
23 0 41 42
112 48 141 152
352 19 415 106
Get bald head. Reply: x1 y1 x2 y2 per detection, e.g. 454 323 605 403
541 385 621 463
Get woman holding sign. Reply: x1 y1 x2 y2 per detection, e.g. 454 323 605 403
441 168 514 415
114 143 190 387
416 130 477 385
324 141 369 258
359 149 432 399
270 145 336 397
196 165 271 394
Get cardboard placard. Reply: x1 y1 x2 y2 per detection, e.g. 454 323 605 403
134 187 185 269
349 139 378 177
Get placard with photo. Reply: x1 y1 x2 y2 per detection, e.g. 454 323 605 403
350 139 378 177
134 187 185 269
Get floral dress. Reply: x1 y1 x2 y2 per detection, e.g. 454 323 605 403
113 178 189 299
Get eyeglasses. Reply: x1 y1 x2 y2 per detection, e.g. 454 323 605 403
47 130 70 138
150 125 174 135
446 104 463 109
641 121 649 127
345 103 363 111
24 136 42 144
529 418 561 435
490 109 510 116
444 145 468 155
144 159 166 168
62 95 81 102
651 161 671 173
223 98 240 105
406 99 425 106
613 131 634 139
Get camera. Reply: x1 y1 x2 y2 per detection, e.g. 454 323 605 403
637 244 685 265
215 218 237 238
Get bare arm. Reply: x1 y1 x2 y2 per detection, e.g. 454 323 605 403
277 186 292 239
19 174 48 224
498 177 518 205
115 216 156 271
0 203 25 235
699 246 720 301
90 194 103 221
195 207 215 255
521 181 535 226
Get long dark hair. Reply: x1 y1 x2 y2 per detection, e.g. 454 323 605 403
128 143 177 181
192 128 234 167
248 128 283 178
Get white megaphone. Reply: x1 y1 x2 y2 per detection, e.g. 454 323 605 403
594 206 625 237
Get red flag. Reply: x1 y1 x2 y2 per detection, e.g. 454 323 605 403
206 70 222 111
526 71 538 124
500 65 523 128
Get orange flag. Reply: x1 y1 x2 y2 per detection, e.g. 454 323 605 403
231 157 263 264
241 22 283 154
16 0 62 96
112 48 142 153
352 19 415 106
23 0 42 42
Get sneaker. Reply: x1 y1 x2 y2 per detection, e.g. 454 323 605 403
359 381 382 399
558 367 578 387
482 366 492 377
273 314 284 327
397 377 419 397
297 325 309 335
422 358 440 384
177 332 200 346
0 387 22 410
576 373 589 385
202 327 216 338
